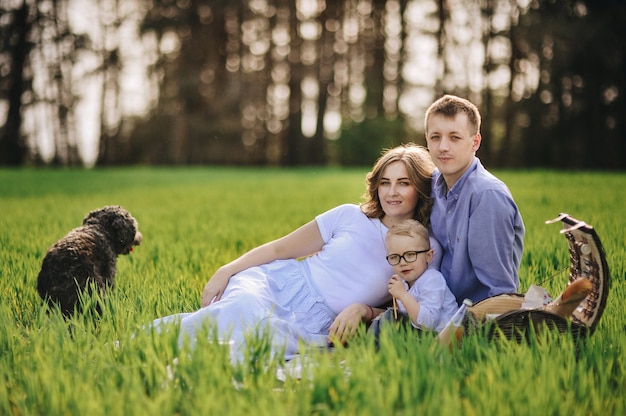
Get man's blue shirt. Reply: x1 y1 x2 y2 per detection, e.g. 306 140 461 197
430 157 525 304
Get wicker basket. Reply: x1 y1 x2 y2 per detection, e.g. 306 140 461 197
467 213 610 342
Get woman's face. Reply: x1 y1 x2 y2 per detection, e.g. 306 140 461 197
378 161 419 225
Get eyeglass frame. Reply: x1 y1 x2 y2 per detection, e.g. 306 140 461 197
385 249 430 266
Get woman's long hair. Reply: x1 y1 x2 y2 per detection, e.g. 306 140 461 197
361 143 435 228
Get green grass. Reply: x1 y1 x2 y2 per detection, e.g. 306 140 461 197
1 167 625 415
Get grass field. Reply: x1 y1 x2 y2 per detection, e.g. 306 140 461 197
1 167 624 415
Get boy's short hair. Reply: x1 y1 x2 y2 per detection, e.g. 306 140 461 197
386 219 430 247
424 94 481 136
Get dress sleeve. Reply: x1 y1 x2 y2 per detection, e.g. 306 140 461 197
315 204 358 243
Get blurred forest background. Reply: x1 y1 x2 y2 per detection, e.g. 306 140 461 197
0 0 624 168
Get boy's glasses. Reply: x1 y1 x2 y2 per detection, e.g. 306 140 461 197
386 249 430 266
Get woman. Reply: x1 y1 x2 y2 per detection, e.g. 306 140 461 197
151 143 436 362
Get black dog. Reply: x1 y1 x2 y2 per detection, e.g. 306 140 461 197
37 205 142 317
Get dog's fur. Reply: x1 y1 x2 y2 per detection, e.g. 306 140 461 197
37 205 142 316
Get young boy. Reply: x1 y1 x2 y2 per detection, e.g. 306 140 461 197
425 94 525 304
383 219 458 333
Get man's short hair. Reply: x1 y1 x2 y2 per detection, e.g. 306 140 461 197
425 94 481 136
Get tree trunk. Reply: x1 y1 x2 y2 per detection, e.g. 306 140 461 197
0 2 30 165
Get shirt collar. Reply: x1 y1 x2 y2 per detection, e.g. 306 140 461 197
434 157 479 198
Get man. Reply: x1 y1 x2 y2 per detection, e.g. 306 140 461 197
425 94 525 304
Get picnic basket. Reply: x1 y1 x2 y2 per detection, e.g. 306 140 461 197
467 213 610 342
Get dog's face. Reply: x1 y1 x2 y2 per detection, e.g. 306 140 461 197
83 206 143 255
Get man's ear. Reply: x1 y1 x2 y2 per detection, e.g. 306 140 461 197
471 133 482 152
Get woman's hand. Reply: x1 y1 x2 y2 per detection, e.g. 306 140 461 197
328 303 374 345
201 269 231 307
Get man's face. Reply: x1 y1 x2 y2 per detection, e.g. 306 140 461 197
425 113 481 189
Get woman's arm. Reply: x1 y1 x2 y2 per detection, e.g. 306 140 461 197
201 219 325 307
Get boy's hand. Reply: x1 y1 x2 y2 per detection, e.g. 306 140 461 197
388 274 407 298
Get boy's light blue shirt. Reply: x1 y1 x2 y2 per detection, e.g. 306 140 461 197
430 157 525 304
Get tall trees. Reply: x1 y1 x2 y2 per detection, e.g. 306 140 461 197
507 0 625 168
1 0 92 166
0 0 624 168
0 1 30 165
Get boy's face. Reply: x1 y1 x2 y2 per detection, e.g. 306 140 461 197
386 234 432 286
425 113 481 189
